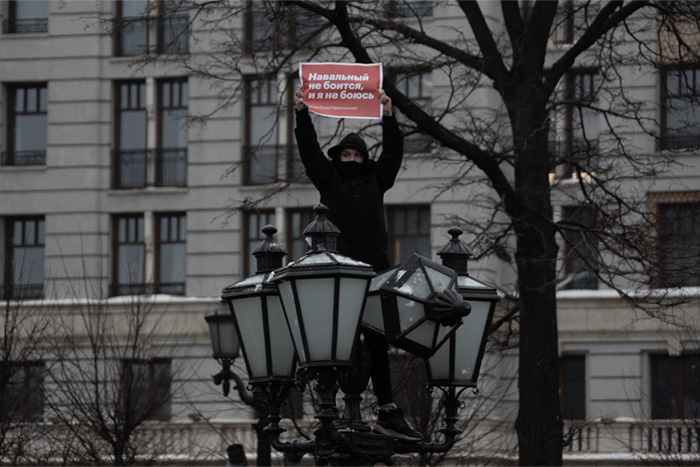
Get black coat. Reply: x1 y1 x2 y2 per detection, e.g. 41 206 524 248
294 108 404 272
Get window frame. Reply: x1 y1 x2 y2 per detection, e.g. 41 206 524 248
386 205 431 266
154 212 186 295
561 205 598 290
1 361 46 423
660 65 700 151
122 358 172 422
4 216 45 299
650 353 700 419
286 208 313 262
3 83 48 166
113 80 148 189
564 69 600 178
391 71 433 154
559 354 586 420
243 76 280 185
156 78 188 187
648 191 700 288
111 214 146 296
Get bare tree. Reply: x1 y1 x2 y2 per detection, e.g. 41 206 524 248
0 263 55 465
118 1 700 464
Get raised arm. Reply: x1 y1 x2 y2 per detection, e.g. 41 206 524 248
376 90 403 192
294 85 332 189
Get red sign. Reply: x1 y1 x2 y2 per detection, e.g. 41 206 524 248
299 62 383 119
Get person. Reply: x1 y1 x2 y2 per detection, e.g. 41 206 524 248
294 84 422 442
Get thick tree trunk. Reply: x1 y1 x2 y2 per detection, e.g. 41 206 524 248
511 116 563 465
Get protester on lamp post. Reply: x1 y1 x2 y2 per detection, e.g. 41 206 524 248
294 83 422 442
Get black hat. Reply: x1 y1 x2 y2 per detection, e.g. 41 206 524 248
328 133 369 160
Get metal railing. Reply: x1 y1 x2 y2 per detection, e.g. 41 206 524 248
155 148 187 187
1 150 46 166
114 15 189 56
0 284 44 300
659 134 700 151
112 148 187 189
3 18 48 34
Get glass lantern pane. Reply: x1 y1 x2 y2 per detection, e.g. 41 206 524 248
267 296 296 377
428 339 452 380
297 277 335 361
395 268 431 299
404 320 436 348
217 319 239 356
278 281 307 363
336 277 368 361
397 296 426 332
370 268 395 292
458 275 490 289
231 297 267 378
425 266 452 293
361 295 385 334
452 300 491 382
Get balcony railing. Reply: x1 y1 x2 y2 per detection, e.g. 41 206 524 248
110 282 185 297
0 284 43 300
113 149 148 188
3 18 48 34
659 133 700 151
1 150 46 166
114 15 189 56
112 148 187 189
243 144 310 185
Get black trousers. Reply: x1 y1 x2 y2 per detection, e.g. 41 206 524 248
362 330 393 406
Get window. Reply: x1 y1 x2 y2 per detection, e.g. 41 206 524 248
559 355 585 420
287 208 313 261
394 72 433 153
651 353 700 419
661 66 700 150
387 0 433 18
1 362 45 423
244 78 279 185
551 1 599 45
561 206 598 289
114 0 189 56
3 217 44 299
113 81 147 188
123 359 171 421
112 79 188 189
3 0 48 34
2 83 47 166
112 214 145 296
656 199 700 287
386 206 430 266
244 210 275 276
155 213 186 295
565 70 599 178
157 78 188 187
244 1 320 53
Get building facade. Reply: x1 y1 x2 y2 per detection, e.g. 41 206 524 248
1 0 700 464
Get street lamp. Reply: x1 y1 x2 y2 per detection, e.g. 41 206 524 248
361 253 471 359
204 302 239 397
427 227 500 387
273 204 376 369
209 207 500 465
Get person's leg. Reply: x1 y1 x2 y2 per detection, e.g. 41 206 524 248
362 331 423 441
362 331 393 406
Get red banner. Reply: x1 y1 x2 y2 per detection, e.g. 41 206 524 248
299 62 383 119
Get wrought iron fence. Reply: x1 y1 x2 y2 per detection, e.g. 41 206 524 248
1 150 46 166
0 284 44 300
112 149 148 189
2 18 48 34
155 148 187 187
